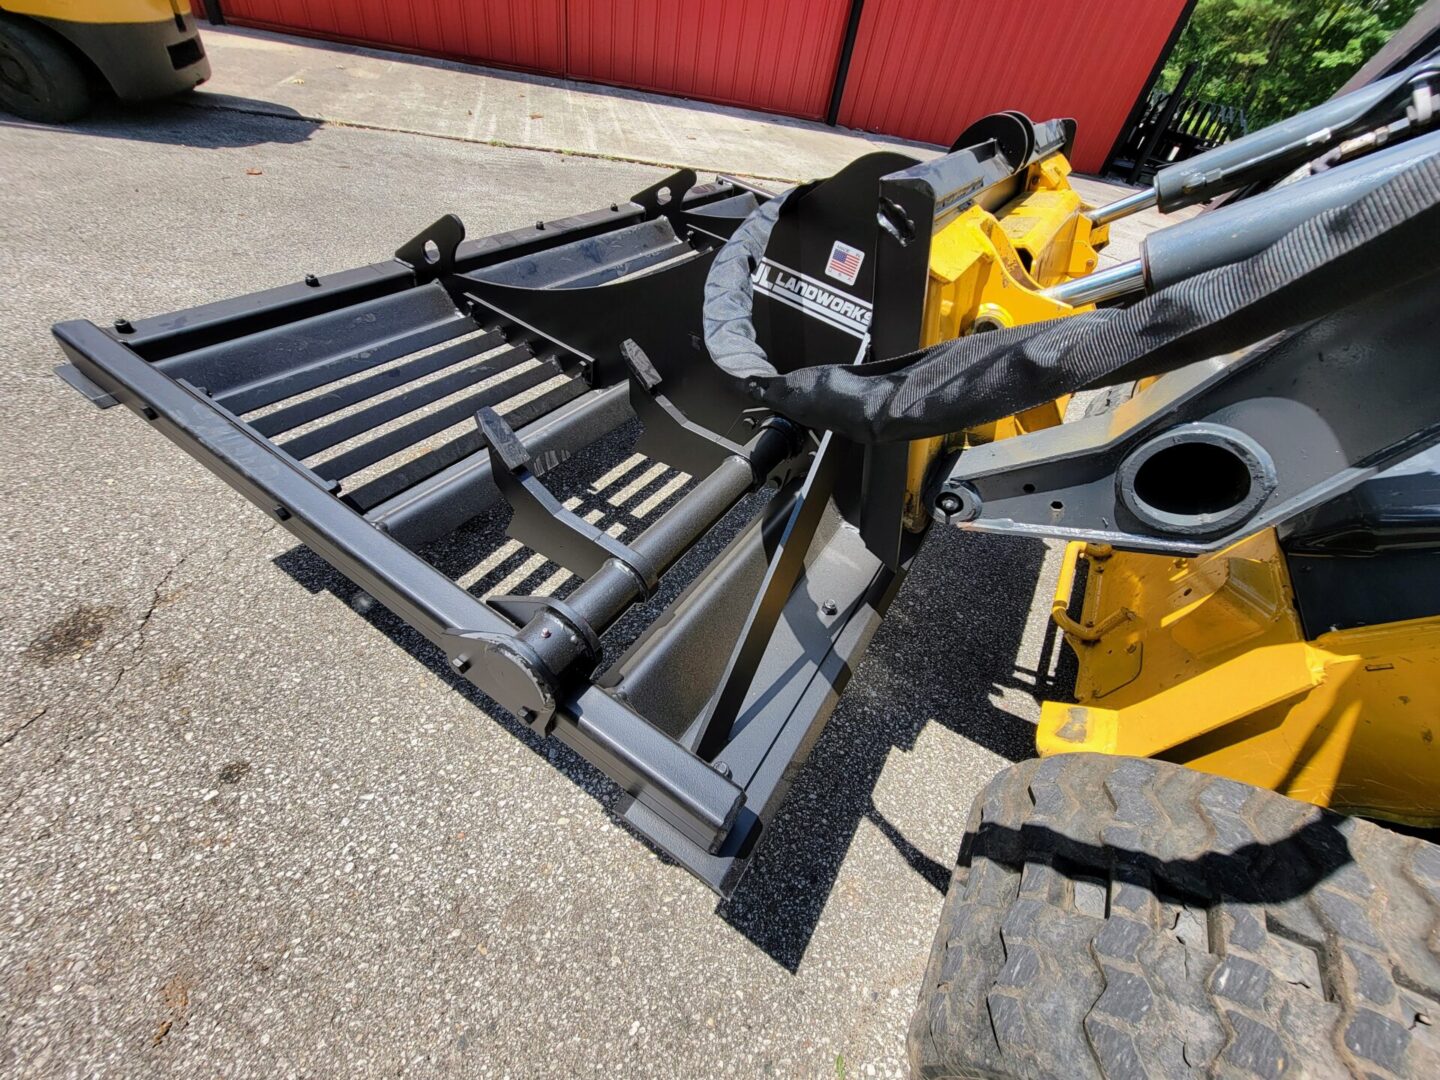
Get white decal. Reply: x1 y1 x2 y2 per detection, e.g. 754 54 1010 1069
751 259 872 340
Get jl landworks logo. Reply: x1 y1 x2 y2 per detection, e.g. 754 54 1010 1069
751 257 872 339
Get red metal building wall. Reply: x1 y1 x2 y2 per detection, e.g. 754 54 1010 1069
565 0 851 119
216 1 1187 171
221 1 567 76
837 0 1189 173
221 1 849 117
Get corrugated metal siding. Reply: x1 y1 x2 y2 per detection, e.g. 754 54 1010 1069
225 0 849 119
837 0 1189 172
564 0 852 119
218 1 1186 171
222 1 567 76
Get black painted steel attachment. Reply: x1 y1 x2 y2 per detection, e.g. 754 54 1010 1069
50 162 917 892
51 55 1440 894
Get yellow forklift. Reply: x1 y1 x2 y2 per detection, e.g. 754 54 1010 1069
0 0 208 122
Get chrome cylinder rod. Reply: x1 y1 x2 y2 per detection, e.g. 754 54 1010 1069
1083 187 1159 227
1040 259 1146 306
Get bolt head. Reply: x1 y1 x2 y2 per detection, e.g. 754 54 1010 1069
935 483 982 522
821 599 838 616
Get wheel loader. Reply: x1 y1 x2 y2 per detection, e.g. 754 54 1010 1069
52 34 1440 1079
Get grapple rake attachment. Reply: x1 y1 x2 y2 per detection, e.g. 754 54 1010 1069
51 158 941 892
55 60 1440 889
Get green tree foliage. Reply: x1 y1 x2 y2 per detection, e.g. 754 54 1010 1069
1161 0 1423 128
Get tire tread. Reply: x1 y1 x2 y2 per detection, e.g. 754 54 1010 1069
908 755 1440 1079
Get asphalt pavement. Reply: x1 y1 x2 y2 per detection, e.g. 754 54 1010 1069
2 81 1100 1078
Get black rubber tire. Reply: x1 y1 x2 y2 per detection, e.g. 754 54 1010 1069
908 754 1440 1079
0 14 94 124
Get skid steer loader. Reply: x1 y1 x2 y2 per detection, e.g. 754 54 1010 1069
53 36 1440 1077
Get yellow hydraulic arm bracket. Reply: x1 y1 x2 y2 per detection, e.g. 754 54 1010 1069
1042 534 1440 826
905 155 1108 529
900 146 1440 828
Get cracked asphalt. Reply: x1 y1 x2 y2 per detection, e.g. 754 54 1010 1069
1 102 1068 1078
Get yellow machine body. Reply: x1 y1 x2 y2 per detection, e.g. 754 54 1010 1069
0 0 190 20
0 0 208 102
910 158 1440 826
1040 534 1440 825
905 154 1107 528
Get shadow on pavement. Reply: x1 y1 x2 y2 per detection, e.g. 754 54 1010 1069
716 528 1048 970
270 434 1053 973
0 94 318 148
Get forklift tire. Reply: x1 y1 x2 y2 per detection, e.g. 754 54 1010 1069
907 754 1440 1079
0 14 93 124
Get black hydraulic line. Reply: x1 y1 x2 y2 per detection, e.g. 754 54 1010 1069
1143 129 1440 289
712 152 1440 444
1152 50 1439 210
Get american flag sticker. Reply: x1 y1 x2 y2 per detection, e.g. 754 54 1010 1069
824 240 865 286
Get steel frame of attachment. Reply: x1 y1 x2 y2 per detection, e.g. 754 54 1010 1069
51 172 922 893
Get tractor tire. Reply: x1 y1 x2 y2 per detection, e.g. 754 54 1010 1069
907 754 1440 1079
0 14 94 124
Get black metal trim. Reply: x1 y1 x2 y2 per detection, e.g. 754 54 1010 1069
1100 0 1199 176
825 0 868 126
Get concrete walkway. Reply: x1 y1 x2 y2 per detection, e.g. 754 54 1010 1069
186 26 1172 248
189 25 942 183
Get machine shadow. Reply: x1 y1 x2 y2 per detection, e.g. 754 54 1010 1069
717 528 1053 971
970 814 1357 909
271 439 1057 973
0 95 319 149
